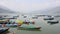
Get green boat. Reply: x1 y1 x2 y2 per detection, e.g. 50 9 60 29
18 24 41 30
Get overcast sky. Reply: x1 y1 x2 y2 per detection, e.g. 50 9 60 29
0 0 60 13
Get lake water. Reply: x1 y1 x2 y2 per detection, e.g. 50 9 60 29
6 14 60 34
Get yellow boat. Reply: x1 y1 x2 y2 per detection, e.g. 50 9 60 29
16 20 24 24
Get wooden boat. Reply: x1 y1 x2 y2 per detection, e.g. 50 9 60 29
19 24 41 30
32 16 38 19
44 17 54 20
54 15 60 17
0 24 20 27
23 16 27 18
47 20 59 25
0 24 2 27
0 19 10 24
9 19 16 23
23 21 35 24
0 28 9 34
0 18 3 20
48 20 59 23
23 20 35 24
9 19 23 24
5 24 18 27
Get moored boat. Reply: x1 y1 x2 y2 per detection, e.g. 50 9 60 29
44 17 54 20
18 24 41 30
23 19 35 24
32 16 38 19
0 28 9 34
5 24 20 27
47 20 59 23
0 18 10 24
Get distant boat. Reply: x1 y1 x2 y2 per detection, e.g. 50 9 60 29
44 17 54 20
54 15 60 17
47 20 59 23
13 15 19 19
23 16 27 18
35 15 46 17
32 16 38 19
23 20 35 24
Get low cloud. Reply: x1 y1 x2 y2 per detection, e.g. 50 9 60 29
0 0 60 13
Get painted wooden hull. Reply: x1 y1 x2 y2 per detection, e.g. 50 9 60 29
18 24 41 30
19 27 41 30
48 21 59 23
0 28 9 34
44 18 54 20
5 24 18 27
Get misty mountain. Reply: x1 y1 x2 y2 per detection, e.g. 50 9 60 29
0 6 17 13
43 6 60 14
29 6 60 15
49 6 60 14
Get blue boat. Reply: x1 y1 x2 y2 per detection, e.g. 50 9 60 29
5 24 18 27
0 24 2 27
0 28 9 34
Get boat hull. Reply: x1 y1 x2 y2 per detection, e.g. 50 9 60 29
0 28 9 34
44 18 54 20
5 24 18 27
18 27 41 30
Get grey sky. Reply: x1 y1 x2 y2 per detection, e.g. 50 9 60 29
0 0 60 13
